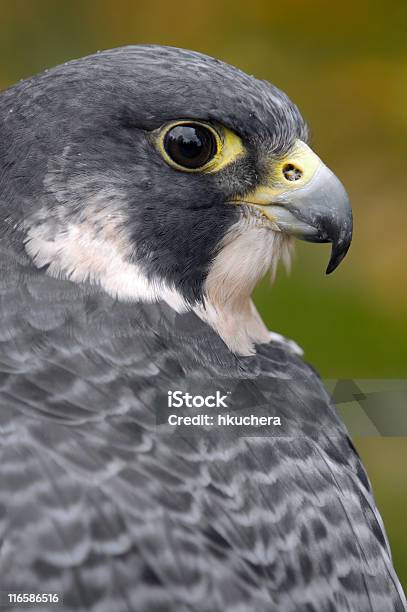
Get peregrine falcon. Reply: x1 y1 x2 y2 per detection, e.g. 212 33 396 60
0 45 405 612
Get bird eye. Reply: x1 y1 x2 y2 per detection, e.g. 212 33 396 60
156 120 244 173
162 123 219 171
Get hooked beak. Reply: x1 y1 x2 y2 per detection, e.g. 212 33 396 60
233 140 353 274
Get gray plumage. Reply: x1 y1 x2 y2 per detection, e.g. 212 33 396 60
0 46 405 611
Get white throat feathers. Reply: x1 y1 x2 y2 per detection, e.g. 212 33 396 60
25 179 293 356
197 218 293 355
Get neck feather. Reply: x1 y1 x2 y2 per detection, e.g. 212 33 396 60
194 220 292 355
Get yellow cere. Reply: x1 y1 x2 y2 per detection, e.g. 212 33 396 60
238 140 322 205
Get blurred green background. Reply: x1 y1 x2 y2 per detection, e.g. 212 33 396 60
1 0 406 591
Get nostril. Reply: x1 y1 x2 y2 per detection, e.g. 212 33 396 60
282 163 303 182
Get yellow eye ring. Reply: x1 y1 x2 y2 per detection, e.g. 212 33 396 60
155 120 245 174
156 120 222 173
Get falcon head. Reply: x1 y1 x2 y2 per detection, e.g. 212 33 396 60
2 45 352 354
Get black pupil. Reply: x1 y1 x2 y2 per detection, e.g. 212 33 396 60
164 124 216 169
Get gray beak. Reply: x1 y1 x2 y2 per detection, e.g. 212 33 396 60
232 140 353 274
270 163 353 274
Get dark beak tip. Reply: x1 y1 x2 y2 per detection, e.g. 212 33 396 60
325 262 338 275
325 239 352 274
